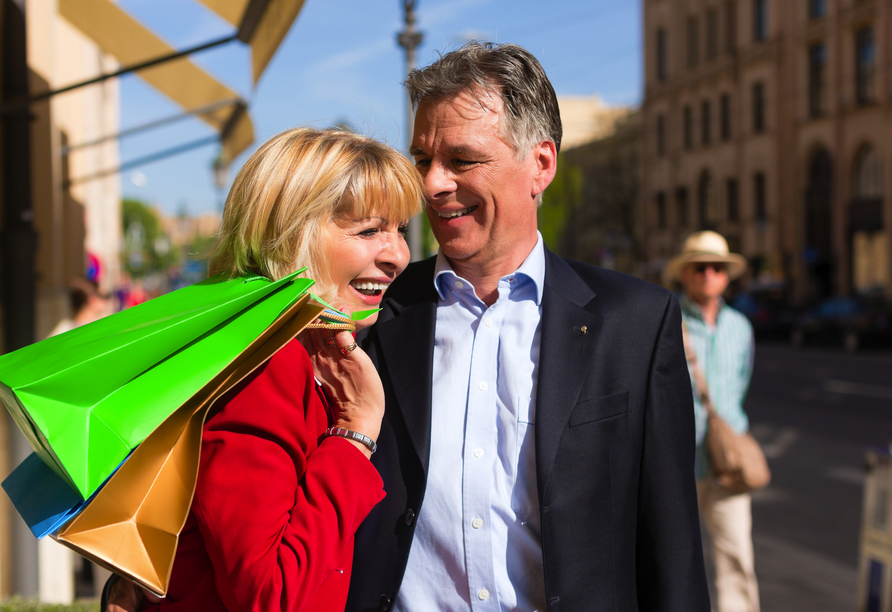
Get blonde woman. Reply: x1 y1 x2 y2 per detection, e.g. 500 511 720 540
107 128 422 612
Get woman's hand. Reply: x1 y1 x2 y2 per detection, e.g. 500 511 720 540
105 576 161 612
302 329 384 458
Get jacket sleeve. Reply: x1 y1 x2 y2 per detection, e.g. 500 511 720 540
190 342 385 612
636 294 711 611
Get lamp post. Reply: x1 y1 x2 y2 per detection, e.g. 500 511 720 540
397 0 424 261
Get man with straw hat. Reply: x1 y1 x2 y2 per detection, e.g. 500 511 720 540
665 230 760 612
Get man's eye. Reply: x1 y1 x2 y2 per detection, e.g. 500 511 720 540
454 159 477 167
414 158 430 168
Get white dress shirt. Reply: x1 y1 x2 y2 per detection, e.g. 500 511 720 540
393 234 547 612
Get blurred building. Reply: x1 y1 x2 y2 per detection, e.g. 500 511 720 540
642 0 892 302
0 0 306 603
541 97 642 273
1 1 122 602
559 95 636 149
555 111 644 276
156 208 221 251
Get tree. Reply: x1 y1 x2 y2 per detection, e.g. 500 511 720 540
538 152 583 251
121 198 177 277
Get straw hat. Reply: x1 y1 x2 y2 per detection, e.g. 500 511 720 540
663 231 748 283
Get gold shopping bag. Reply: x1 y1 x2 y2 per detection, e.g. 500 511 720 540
53 294 325 597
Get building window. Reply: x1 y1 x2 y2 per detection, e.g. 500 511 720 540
752 81 765 132
701 100 712 145
850 146 884 293
809 43 827 117
706 7 719 59
699 170 719 228
684 106 694 149
656 192 667 229
725 1 737 53
856 27 876 105
809 0 825 19
656 28 668 81
754 172 767 221
853 145 883 199
687 16 700 67
676 187 689 227
656 113 666 156
727 178 739 221
753 0 767 42
720 93 732 140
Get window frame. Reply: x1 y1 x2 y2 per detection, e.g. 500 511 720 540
808 42 827 117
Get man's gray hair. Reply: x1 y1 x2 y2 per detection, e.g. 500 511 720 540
405 41 562 158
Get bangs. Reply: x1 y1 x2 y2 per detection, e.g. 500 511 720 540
336 149 424 223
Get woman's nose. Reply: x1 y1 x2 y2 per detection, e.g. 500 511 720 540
378 230 411 273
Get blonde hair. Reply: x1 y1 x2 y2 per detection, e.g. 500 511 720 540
208 128 424 301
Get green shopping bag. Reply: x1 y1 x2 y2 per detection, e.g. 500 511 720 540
0 271 314 500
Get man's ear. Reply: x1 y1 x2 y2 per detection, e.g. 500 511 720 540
531 140 558 198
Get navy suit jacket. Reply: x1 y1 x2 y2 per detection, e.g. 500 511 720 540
347 250 710 612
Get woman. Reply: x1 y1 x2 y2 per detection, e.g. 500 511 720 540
107 127 423 611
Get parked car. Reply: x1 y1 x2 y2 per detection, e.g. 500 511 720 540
731 288 797 341
790 295 892 352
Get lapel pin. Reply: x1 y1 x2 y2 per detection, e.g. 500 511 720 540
574 325 588 335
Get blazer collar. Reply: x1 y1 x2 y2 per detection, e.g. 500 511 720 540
374 251 604 488
374 258 438 474
535 250 602 495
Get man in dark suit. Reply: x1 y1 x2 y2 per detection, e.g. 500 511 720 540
348 42 709 612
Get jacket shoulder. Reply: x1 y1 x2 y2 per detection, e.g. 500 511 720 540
380 257 438 310
559 257 674 308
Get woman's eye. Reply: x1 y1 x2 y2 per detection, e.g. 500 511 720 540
398 225 409 238
358 228 378 237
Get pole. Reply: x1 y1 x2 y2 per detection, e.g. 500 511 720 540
397 0 423 261
0 33 238 116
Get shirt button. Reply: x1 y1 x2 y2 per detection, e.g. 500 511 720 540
484 318 493 327
455 280 464 289
405 508 416 525
478 588 490 601
472 517 483 529
474 447 484 458
478 381 488 391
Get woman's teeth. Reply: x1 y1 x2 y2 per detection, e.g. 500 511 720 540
351 281 390 295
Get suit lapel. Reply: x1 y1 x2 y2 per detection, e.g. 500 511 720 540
375 266 438 475
535 252 602 495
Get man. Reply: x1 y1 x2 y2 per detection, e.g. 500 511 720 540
348 43 709 612
664 231 760 612
48 278 110 337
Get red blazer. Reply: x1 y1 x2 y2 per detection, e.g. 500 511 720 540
146 339 385 612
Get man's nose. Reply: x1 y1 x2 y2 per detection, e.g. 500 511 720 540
424 161 456 200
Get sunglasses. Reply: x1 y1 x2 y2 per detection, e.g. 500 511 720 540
694 263 727 274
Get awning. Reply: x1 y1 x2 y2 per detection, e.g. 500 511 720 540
194 0 307 84
58 0 254 162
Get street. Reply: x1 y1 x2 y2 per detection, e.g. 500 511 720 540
735 344 892 612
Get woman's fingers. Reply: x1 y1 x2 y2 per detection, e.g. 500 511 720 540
331 330 357 356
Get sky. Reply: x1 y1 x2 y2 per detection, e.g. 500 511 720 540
116 0 642 216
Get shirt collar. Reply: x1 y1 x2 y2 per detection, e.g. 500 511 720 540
680 292 727 322
432 231 546 305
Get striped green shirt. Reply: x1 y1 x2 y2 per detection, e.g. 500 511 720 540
680 294 755 481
